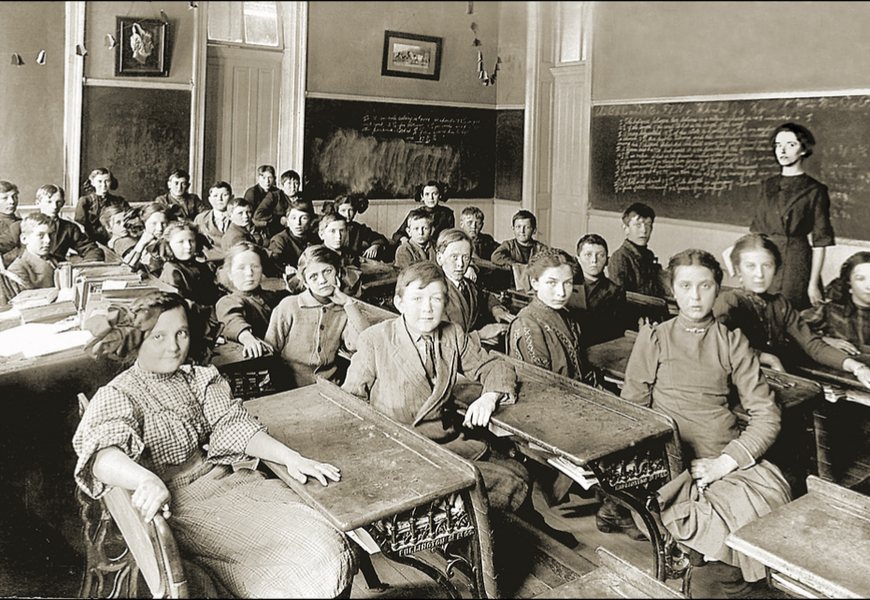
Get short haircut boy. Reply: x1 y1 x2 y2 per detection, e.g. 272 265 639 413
228 197 252 212
318 212 345 232
577 233 609 255
169 169 191 182
287 199 312 217
461 206 485 222
281 170 300 184
435 228 472 254
407 207 434 225
258 165 276 177
20 211 52 235
210 181 233 196
395 260 447 298
36 184 64 203
512 209 537 229
621 202 655 225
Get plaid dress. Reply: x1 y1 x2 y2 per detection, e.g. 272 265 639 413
73 363 356 598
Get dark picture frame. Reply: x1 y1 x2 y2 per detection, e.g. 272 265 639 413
381 30 442 81
116 17 169 77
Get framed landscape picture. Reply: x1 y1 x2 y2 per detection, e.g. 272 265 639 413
116 17 169 77
382 31 442 81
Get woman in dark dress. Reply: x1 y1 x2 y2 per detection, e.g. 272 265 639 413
749 122 834 310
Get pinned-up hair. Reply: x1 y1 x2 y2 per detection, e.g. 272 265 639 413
839 251 870 290
415 180 449 203
730 233 782 273
771 122 815 159
395 260 447 298
218 241 268 289
668 248 723 287
525 247 576 282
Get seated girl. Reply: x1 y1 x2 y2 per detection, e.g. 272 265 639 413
265 245 370 388
323 194 389 260
75 167 130 245
73 291 356 598
100 205 141 256
123 203 169 274
0 180 21 267
216 242 288 359
622 249 792 597
159 221 222 309
714 233 870 388
391 180 454 246
507 249 598 386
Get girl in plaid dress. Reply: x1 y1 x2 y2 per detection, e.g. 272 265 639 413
74 291 356 598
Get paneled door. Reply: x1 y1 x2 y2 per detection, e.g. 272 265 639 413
203 45 281 198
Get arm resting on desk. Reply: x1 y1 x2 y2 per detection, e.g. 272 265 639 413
246 430 340 487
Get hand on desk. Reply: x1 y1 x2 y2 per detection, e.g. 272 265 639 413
463 391 500 428
238 330 273 359
285 451 341 487
691 454 738 494
759 352 785 372
824 336 860 356
477 323 508 345
362 245 380 259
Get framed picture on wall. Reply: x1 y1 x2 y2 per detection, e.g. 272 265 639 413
115 17 169 77
381 31 442 81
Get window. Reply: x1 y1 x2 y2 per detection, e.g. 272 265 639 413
208 1 281 48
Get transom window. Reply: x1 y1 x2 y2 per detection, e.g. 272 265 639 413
208 1 282 48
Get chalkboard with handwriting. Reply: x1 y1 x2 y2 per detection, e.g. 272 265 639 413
591 95 870 240
304 98 496 200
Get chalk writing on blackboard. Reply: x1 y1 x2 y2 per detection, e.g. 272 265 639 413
360 114 480 145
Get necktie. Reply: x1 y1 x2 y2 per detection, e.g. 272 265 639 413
459 281 472 306
421 335 436 382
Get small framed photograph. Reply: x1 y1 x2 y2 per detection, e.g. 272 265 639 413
116 17 169 77
381 30 442 81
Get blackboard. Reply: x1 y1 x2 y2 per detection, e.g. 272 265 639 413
81 86 191 204
590 95 870 241
496 109 524 201
304 98 496 200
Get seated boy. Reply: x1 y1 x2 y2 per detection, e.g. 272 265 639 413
194 181 232 248
318 213 362 295
491 210 548 267
0 181 22 268
569 233 628 346
7 212 57 289
221 197 269 252
268 200 314 273
0 184 103 264
243 164 279 213
436 228 514 346
394 207 437 270
154 169 208 221
459 206 499 261
254 169 314 238
342 261 529 515
608 202 667 298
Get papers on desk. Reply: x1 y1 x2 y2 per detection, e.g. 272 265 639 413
547 456 599 490
824 384 870 408
0 318 92 358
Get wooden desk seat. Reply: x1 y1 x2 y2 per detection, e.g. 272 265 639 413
726 475 870 599
534 547 687 599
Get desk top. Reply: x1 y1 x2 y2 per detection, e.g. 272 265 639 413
726 475 870 599
451 355 676 468
244 380 477 531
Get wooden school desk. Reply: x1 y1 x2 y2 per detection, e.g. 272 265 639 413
244 379 499 599
450 355 690 586
725 475 870 599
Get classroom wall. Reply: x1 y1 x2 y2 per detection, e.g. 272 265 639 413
84 1 195 84
0 2 66 205
586 1 870 285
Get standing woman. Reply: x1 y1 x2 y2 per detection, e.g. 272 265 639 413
749 122 834 310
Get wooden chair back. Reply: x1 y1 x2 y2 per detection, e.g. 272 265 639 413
77 393 188 598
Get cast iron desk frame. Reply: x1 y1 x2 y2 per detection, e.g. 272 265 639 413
243 379 498 599
451 355 686 585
